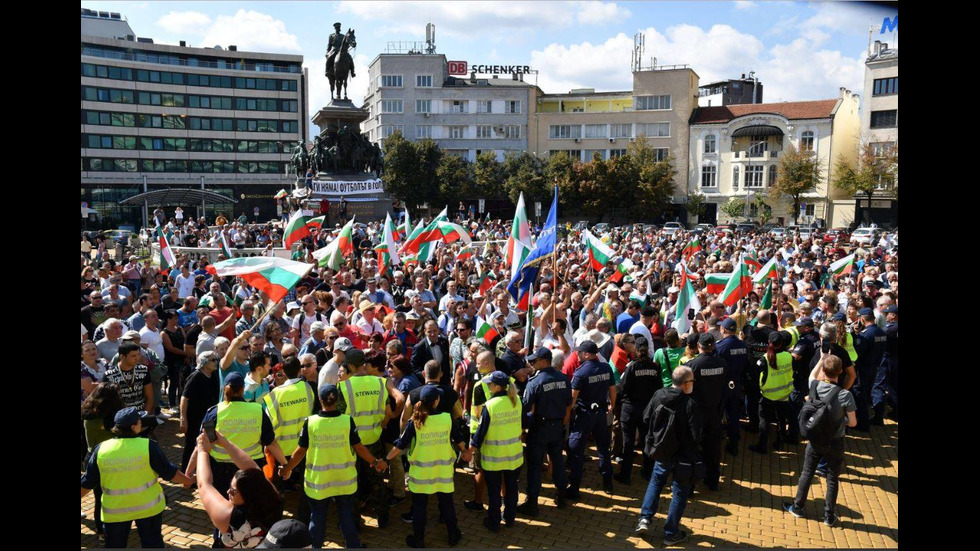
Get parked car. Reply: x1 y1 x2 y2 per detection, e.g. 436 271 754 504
823 228 851 244
642 224 659 233
593 223 610 234
662 222 685 236
768 227 787 239
692 223 714 235
797 226 817 240
103 229 134 243
572 220 589 231
735 223 759 234
761 223 780 232
850 227 880 246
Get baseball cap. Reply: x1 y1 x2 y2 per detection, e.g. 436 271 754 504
527 347 553 363
257 519 312 549
576 341 599 354
224 372 245 389
793 316 814 327
488 371 511 387
698 333 716 347
606 284 620 294
113 407 148 429
858 308 873 316
831 312 846 321
668 286 680 294
121 330 141 341
286 301 301 313
720 318 737 331
318 383 339 402
310 321 327 333
333 337 353 352
882 305 898 314
420 385 443 404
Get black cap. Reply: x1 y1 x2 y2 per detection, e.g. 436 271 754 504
488 371 510 387
698 333 716 347
793 316 814 327
832 312 846 322
720 318 737 331
686 333 700 347
527 347 553 363
576 341 599 354
318 383 339 402
882 305 898 314
633 335 649 349
113 406 148 429
224 372 245 389
858 308 873 316
420 385 443 404
257 519 312 549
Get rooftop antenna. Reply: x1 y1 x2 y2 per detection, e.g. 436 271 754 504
632 32 644 72
425 22 436 54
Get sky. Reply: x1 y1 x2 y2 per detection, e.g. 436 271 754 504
81 1 898 137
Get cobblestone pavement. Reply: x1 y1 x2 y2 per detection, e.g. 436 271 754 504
82 416 897 548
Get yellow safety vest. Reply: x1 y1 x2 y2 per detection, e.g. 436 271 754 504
760 351 794 401
408 413 456 494
340 375 388 446
785 326 800 349
481 395 524 471
843 333 858 363
304 414 358 500
210 401 265 462
97 438 166 523
469 376 492 433
264 381 315 456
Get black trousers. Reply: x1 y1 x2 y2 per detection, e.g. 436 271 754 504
757 397 792 449
700 417 723 488
354 440 389 521
619 402 652 479
484 467 520 526
793 439 845 517
744 362 762 428
525 420 567 504
411 492 458 541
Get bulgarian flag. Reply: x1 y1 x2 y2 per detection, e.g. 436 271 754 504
206 257 313 305
675 263 700 283
157 227 176 272
505 192 533 273
473 257 497 297
374 213 401 277
743 253 762 273
611 258 634 283
219 231 234 259
396 208 410 242
455 245 476 264
752 257 780 283
829 253 855 277
283 209 310 250
274 189 289 200
682 238 702 260
584 230 616 271
313 217 355 270
705 273 731 295
760 279 773 309
718 259 753 307
401 207 449 255
672 262 701 335
306 215 325 231
475 316 499 344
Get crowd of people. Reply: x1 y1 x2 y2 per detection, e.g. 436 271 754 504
81 207 898 548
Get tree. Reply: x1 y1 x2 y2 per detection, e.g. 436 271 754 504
753 192 773 226
833 142 899 223
502 151 549 205
546 151 582 214
721 197 746 221
380 131 421 211
629 138 676 220
437 153 476 202
414 138 444 210
686 191 707 222
474 151 506 200
772 144 823 224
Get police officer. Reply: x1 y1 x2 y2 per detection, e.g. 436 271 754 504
567 341 617 498
715 319 748 456
81 407 195 548
518 348 572 516
685 333 728 490
614 336 662 484
264 356 316 516
853 308 885 430
280 384 387 549
872 305 898 424
337 348 392 528
742 310 776 432
750 331 794 454
788 317 819 440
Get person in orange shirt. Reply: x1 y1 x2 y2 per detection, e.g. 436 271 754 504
609 333 637 465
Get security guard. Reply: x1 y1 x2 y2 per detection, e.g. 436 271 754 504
789 317 819 439
518 348 573 516
264 356 316 519
81 407 195 548
749 331 794 454
832 312 859 364
742 310 776 432
385 385 466 548
280 384 387 549
468 371 524 533
872 305 898 424
715 318 749 456
464 350 499 512
782 312 800 349
567 341 616 498
337 348 391 528
853 308 886 430
203 372 287 498
614 336 662 484
685 333 728 490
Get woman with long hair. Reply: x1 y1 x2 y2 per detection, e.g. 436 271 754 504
750 331 795 454
81 340 108 401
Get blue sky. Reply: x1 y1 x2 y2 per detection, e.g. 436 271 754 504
82 1 898 134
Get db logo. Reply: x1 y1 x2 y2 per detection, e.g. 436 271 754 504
448 61 468 76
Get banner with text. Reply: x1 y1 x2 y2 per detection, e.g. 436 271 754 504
311 178 385 196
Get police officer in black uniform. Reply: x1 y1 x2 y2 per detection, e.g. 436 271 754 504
872 305 898 424
853 308 886 430
742 311 776 433
788 317 819 442
685 333 728 491
715 319 748 456
613 336 662 484
517 348 572 517
567 341 617 498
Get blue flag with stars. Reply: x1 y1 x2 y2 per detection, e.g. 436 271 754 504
508 186 558 306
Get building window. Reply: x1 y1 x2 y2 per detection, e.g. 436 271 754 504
477 100 493 114
870 110 898 128
732 166 740 190
505 100 521 114
803 204 815 216
609 149 627 158
584 149 605 161
636 123 670 137
704 134 716 154
380 99 403 113
448 126 465 139
416 99 431 114
380 75 403 88
584 124 608 139
416 125 432 139
549 125 581 139
748 138 768 157
870 141 896 157
416 74 433 88
768 165 777 187
800 131 814 152
701 165 717 187
476 125 493 139
610 124 631 139
652 148 669 162
505 125 521 139
450 100 467 114
746 165 764 188
380 125 404 139
873 77 898 96
635 95 671 110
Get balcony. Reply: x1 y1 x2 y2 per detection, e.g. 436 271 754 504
732 150 781 161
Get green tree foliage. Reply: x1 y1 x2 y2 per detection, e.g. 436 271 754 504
833 142 899 203
772 143 823 224
437 153 476 201
474 151 507 199
753 192 773 226
503 151 549 204
721 197 746 220
686 191 707 219
380 131 421 210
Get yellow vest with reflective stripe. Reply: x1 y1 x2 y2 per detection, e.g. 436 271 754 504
786 326 800 349
760 351 794 401
481 395 523 471
304 415 358 500
843 333 858 363
210 401 265 462
340 376 388 445
469 377 492 433
408 413 456 494
97 438 166 523
264 381 315 456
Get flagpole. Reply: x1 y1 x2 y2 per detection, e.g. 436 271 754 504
250 299 282 332
524 277 534 351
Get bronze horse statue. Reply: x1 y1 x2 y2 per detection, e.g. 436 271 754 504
326 29 356 100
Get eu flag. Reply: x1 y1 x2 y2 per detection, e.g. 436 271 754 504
508 186 558 306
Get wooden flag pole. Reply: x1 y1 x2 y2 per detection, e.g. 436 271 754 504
250 299 282 332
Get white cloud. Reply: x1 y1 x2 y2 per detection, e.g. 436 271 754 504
733 1 757 10
157 11 212 35
801 28 831 46
576 2 631 25
305 53 372 134
763 38 864 102
199 10 301 53
530 33 634 94
802 1 891 36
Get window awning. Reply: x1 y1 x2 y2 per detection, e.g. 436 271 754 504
118 188 237 206
731 125 784 138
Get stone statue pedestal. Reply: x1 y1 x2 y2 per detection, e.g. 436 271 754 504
313 99 369 138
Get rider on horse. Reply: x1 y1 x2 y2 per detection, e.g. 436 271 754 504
324 22 352 77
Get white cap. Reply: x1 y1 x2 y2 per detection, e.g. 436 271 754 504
668 286 680 294
286 301 301 313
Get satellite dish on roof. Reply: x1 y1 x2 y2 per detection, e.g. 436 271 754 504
214 45 224 50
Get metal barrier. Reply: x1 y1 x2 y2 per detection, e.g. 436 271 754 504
149 243 291 265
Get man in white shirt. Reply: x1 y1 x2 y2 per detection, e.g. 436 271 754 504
438 280 464 313
174 264 196 299
317 336 353 389
363 278 395 309
355 301 384 337
290 295 324 346
138 309 165 361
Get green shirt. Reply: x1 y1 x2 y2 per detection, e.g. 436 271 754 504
654 346 685 388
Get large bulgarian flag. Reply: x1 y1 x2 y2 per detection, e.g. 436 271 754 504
206 257 313 304
157 227 176 272
584 230 616 271
760 279 773 309
672 262 701 335
401 207 472 256
682 238 702 260
312 217 355 270
475 315 500 344
718 259 753 307
306 215 325 231
505 192 533 277
752 257 780 283
219 231 234 259
829 253 856 277
705 273 730 295
283 208 310 249
473 257 497 297
374 213 401 277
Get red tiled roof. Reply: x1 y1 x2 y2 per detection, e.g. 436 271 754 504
691 99 840 124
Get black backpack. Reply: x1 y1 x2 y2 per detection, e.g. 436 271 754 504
644 402 680 461
799 380 842 446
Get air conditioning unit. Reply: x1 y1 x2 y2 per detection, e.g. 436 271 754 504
629 137 636 143
423 112 430 118
608 137 616 143
493 125 505 135
574 138 581 143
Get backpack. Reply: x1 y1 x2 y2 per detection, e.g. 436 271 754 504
798 380 842 446
644 401 680 461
